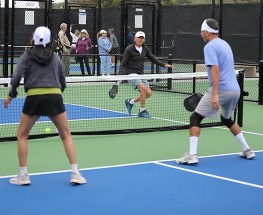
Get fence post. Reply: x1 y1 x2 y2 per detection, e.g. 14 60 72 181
167 54 173 90
258 60 263 105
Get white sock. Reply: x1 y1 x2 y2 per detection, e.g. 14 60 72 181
140 108 146 112
130 99 135 104
19 167 28 175
235 133 250 151
71 164 79 174
189 136 198 155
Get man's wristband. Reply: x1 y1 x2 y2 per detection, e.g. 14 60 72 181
7 96 12 100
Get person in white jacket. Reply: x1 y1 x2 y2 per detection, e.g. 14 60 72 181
97 29 112 76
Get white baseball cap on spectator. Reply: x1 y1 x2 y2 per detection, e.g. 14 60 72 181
135 31 145 38
81 29 88 34
100 30 107 34
33 26 51 47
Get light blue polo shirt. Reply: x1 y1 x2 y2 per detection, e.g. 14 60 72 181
204 37 240 91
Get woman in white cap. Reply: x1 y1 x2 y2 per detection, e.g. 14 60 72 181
97 29 112 76
3 26 87 185
76 29 92 76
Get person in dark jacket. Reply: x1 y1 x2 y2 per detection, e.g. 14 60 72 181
3 26 87 185
121 31 174 118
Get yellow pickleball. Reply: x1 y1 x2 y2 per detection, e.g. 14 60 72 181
45 127 51 134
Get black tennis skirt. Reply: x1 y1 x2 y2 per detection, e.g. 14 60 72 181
23 94 65 116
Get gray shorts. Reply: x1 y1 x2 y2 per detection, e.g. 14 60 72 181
127 74 149 90
195 89 240 119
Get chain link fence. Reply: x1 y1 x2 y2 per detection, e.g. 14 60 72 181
0 0 262 104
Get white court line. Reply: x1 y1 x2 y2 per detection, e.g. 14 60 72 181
153 161 263 189
0 151 262 180
214 126 263 136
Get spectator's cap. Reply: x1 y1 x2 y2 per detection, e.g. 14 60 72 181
108 28 114 32
201 19 219 33
100 30 107 34
81 29 88 34
135 31 145 38
33 26 51 47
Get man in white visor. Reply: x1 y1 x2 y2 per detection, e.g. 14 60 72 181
176 18 255 165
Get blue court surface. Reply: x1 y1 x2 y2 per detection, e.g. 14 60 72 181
0 98 129 124
0 151 262 215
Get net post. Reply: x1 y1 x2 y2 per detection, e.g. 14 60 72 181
258 60 263 105
193 61 197 94
237 70 245 127
167 54 173 90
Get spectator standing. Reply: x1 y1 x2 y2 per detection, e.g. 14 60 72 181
97 30 112 76
58 23 71 76
108 28 119 68
70 25 80 63
126 26 134 46
70 24 80 44
76 29 92 76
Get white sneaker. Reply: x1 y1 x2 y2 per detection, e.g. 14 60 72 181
176 153 199 165
239 148 256 159
70 172 87 184
10 173 31 185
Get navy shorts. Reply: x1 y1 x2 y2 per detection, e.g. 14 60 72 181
23 94 65 116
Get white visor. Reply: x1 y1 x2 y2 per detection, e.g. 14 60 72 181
201 20 219 34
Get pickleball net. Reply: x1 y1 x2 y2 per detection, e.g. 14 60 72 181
0 71 244 141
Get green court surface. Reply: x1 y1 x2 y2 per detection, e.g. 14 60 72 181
0 102 262 176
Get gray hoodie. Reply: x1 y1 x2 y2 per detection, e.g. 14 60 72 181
9 46 66 98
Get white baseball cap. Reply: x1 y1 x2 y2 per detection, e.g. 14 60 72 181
33 26 51 47
81 29 88 34
100 30 107 34
135 31 145 38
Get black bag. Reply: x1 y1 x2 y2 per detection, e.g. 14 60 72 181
51 35 63 52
